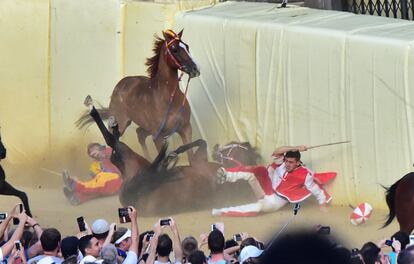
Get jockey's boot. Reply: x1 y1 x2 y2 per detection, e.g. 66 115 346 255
63 187 80 206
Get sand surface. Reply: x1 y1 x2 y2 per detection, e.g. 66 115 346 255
0 184 400 250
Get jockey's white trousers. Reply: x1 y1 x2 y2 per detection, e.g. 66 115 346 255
212 194 288 216
224 171 266 199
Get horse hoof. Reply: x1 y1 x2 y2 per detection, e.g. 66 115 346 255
108 116 118 128
84 95 93 107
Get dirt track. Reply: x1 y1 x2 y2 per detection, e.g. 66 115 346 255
0 184 399 250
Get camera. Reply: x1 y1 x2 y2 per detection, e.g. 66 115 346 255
118 208 131 223
233 234 242 242
160 219 170 226
15 241 21 251
77 216 86 232
385 240 393 246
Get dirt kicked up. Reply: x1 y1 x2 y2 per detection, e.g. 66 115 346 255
0 185 399 253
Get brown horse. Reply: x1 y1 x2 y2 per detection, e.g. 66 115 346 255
77 29 199 159
383 172 414 234
212 141 262 168
87 101 222 214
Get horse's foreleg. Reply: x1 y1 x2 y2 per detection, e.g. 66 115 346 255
137 127 151 159
89 107 116 148
178 124 194 164
0 181 32 217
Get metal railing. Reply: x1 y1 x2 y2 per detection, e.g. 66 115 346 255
347 0 413 20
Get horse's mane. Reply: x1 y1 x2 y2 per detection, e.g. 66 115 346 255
145 35 165 79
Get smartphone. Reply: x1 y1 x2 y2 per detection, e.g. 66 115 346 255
77 216 86 232
118 208 131 223
160 219 170 226
233 234 242 242
318 226 331 235
19 204 24 213
146 232 154 241
211 224 217 231
385 240 393 246
15 241 21 251
0 213 7 222
410 235 414 245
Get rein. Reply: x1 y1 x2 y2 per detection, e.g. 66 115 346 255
215 144 248 167
153 73 191 141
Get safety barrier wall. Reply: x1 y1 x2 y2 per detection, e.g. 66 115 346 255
174 1 414 208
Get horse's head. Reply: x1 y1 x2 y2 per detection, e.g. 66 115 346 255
162 29 200 78
212 142 261 168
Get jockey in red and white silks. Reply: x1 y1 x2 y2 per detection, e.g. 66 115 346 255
212 145 336 217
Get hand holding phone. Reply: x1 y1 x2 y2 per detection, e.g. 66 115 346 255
15 241 21 251
233 234 242 242
118 208 131 223
160 219 170 226
385 240 393 247
77 216 86 232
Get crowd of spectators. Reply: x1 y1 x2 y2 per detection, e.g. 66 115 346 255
1 203 413 264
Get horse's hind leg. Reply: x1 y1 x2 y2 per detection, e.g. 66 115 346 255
137 127 151 159
0 181 32 217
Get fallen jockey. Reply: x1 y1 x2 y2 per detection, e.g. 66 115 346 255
62 143 122 205
212 145 336 216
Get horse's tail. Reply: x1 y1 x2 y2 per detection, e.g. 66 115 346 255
381 179 401 228
75 107 110 129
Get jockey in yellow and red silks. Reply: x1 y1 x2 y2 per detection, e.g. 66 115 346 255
62 143 122 205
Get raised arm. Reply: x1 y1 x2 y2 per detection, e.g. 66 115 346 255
169 218 182 262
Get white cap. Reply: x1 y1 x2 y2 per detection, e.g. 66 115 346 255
91 219 109 234
115 229 132 244
240 246 263 264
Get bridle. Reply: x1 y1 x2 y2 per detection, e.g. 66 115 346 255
163 29 190 72
214 143 249 167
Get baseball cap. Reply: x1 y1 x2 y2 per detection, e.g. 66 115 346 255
240 245 263 264
91 219 109 234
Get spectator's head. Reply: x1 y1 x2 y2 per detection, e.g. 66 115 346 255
240 237 259 252
360 242 386 264
188 250 207 264
100 244 118 264
87 143 106 160
156 234 173 257
112 227 132 251
208 230 225 254
91 219 110 240
182 236 198 259
21 230 34 249
40 228 61 253
391 231 410 250
398 245 414 264
79 234 101 258
240 245 263 264
284 151 301 172
60 236 79 259
261 230 349 264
